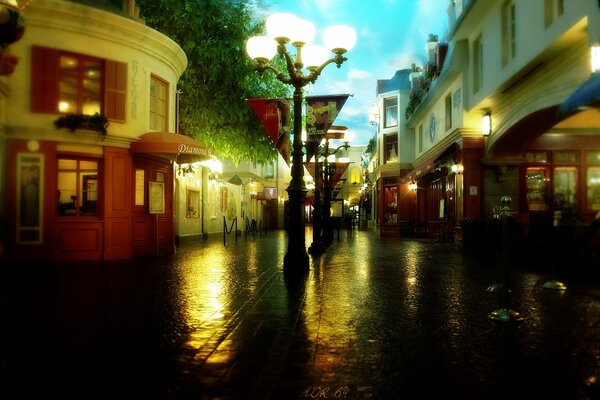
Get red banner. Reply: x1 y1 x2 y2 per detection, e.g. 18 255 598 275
305 94 350 162
327 162 350 189
247 98 291 165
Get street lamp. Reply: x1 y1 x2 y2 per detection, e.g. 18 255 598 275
246 13 356 273
321 136 351 247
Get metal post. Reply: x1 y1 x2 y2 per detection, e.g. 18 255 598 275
308 155 324 254
542 210 567 290
283 87 310 272
489 195 524 322
321 140 333 247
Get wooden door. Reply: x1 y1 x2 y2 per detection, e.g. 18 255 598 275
132 156 174 256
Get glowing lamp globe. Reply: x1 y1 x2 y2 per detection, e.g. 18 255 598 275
246 36 277 62
323 25 356 53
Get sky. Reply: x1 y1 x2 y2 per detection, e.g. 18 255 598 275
250 0 450 146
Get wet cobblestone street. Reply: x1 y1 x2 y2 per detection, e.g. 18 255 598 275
1 229 600 399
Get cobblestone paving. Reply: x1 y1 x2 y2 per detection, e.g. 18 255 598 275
1 229 599 399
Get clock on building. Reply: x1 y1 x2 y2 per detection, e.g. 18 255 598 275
428 114 437 143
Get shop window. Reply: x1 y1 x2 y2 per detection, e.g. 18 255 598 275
57 158 99 217
150 75 169 131
554 167 577 209
554 151 578 163
31 46 127 121
526 167 549 211
586 151 600 165
384 134 398 163
383 97 398 128
587 167 600 211
383 180 397 225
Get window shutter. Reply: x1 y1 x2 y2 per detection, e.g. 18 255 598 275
30 46 59 113
105 60 127 122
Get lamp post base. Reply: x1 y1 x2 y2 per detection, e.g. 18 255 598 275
283 250 310 274
488 308 524 322
542 280 567 290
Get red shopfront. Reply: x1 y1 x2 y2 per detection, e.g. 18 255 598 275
4 132 209 261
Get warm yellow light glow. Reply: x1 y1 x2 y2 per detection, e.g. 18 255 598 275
408 181 417 191
592 45 600 74
201 159 222 174
482 112 491 136
58 101 71 112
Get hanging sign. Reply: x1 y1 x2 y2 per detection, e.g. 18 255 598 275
247 98 291 165
305 94 350 162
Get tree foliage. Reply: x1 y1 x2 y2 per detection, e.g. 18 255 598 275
136 0 291 164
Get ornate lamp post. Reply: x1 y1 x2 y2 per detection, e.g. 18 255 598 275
321 135 351 247
246 13 355 273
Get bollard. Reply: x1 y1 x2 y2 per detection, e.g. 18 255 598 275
542 210 567 290
489 195 524 322
486 206 505 293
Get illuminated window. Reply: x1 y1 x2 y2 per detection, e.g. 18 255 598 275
526 167 548 211
31 46 127 121
57 158 98 217
554 167 577 208
59 53 102 115
588 167 600 211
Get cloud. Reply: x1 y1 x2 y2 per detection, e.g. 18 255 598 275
348 69 372 80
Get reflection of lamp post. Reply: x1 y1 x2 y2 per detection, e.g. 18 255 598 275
321 137 350 246
246 13 355 273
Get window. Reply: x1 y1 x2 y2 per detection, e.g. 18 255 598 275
557 0 564 16
383 97 398 128
473 35 483 93
445 93 452 131
58 53 102 115
526 167 549 211
544 0 553 27
31 46 127 121
150 75 169 131
418 124 423 153
554 167 577 209
588 167 600 211
502 1 516 66
384 134 398 163
57 158 99 217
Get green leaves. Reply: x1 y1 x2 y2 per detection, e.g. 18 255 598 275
137 0 291 164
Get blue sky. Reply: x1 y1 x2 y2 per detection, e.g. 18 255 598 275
251 0 449 145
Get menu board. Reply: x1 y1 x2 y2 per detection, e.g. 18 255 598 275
149 181 165 214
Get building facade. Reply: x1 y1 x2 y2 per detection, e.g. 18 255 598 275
401 0 600 246
0 0 218 261
371 69 415 235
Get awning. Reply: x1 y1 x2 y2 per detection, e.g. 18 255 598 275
557 73 600 118
130 131 211 164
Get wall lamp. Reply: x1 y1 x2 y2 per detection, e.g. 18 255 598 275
592 43 600 74
451 163 464 174
481 111 492 136
408 181 417 191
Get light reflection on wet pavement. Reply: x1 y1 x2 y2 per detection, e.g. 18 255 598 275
1 229 600 399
